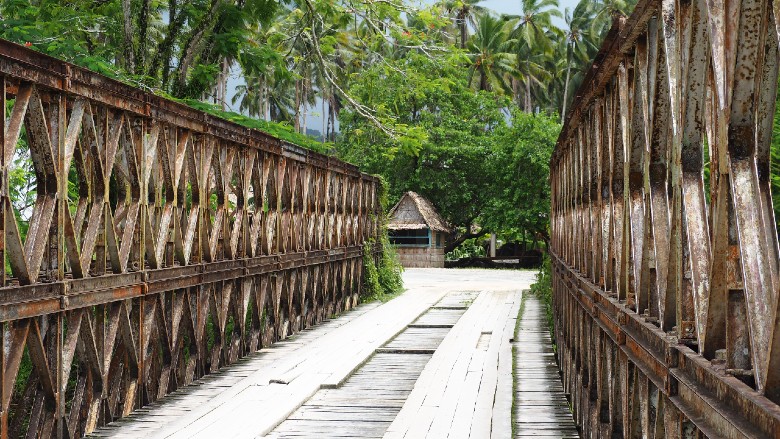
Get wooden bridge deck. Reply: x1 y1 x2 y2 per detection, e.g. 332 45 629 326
513 298 579 438
87 269 577 439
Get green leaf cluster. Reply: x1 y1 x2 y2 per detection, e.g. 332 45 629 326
0 0 279 98
338 48 560 246
529 254 554 337
482 110 560 241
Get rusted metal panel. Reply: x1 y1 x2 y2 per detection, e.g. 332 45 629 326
551 0 780 435
0 40 380 439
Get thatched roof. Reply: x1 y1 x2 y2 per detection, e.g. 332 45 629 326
387 191 451 233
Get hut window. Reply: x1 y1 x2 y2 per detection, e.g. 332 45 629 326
389 229 430 246
436 233 441 247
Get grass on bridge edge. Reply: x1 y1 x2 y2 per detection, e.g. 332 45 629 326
511 254 556 437
529 254 554 340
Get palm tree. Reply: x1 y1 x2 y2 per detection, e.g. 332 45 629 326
560 0 599 119
467 14 517 93
506 0 562 111
232 75 264 118
235 11 299 124
541 48 570 113
515 42 555 111
441 0 488 49
233 67 297 123
589 0 638 36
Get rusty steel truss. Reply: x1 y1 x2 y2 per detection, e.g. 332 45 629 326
550 0 780 436
0 40 381 438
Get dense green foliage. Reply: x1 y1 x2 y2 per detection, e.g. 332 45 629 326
0 0 674 257
1 0 278 95
329 0 633 251
529 255 554 336
376 235 404 298
362 179 404 302
483 111 561 242
362 242 383 300
445 239 487 260
338 51 506 227
362 236 404 302
0 0 633 142
338 49 561 248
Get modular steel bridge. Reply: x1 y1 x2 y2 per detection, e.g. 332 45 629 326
551 0 780 437
0 39 381 438
7 0 780 435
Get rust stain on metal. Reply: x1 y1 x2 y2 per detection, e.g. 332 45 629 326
551 0 780 436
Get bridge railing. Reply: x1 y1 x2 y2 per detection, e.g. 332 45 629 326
551 0 780 436
0 39 381 438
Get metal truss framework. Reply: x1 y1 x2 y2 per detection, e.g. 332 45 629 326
0 40 381 438
551 0 780 436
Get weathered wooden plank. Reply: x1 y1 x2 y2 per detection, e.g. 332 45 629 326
269 284 474 439
513 297 579 438
384 283 528 439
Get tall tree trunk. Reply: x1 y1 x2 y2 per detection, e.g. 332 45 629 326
322 97 326 141
328 94 340 141
263 80 270 121
294 80 301 133
258 79 264 119
512 77 520 103
151 0 186 85
303 73 311 134
174 0 223 96
134 0 150 74
216 58 229 109
459 12 468 49
331 103 336 140
561 64 572 122
302 84 308 135
326 100 331 141
521 229 527 252
327 96 334 141
480 68 488 91
524 78 532 113
121 0 135 72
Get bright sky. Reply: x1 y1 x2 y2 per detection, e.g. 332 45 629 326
423 0 580 29
480 0 579 28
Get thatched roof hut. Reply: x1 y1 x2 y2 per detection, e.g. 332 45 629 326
387 192 451 268
387 191 451 233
